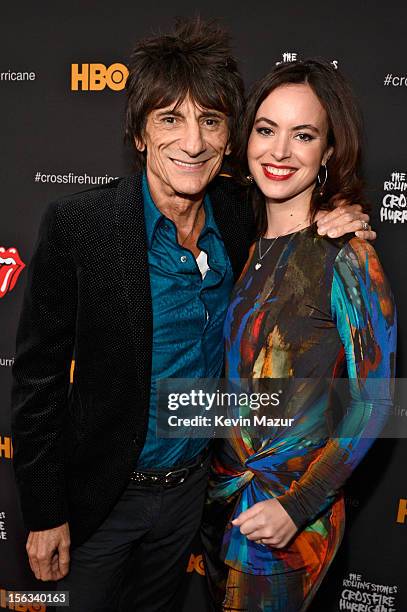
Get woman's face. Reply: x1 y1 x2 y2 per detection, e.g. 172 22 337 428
247 83 333 206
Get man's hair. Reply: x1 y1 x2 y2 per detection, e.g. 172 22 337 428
125 17 245 171
241 58 368 235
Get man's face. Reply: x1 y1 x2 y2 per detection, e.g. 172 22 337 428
136 97 231 201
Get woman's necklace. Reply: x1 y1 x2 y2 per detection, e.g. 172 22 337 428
255 219 308 271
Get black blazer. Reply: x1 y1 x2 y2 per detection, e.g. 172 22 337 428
11 172 255 547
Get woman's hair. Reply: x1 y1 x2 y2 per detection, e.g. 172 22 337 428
240 59 367 235
125 17 245 172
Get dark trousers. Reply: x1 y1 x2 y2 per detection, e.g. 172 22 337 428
58 456 210 612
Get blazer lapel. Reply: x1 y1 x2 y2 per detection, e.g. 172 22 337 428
209 177 253 280
114 174 153 381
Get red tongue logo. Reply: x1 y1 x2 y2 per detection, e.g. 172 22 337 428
0 247 26 298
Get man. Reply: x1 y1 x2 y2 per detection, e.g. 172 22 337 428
11 17 373 612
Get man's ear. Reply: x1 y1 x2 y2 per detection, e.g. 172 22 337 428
225 141 232 156
134 136 146 152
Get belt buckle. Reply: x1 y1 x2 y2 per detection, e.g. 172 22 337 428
164 467 189 486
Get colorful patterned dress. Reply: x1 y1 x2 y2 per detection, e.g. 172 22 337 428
203 225 397 611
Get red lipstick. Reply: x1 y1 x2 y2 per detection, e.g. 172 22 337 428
261 163 297 181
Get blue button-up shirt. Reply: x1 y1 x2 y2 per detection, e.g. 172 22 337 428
137 174 234 468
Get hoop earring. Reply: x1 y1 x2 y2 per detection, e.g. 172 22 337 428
317 164 328 195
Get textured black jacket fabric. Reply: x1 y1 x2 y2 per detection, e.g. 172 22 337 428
11 172 255 547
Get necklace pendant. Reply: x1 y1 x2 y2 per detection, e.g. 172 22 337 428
255 262 262 270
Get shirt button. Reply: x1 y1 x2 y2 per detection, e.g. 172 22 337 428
180 255 188 263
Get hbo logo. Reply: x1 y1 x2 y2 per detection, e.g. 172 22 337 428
71 63 129 91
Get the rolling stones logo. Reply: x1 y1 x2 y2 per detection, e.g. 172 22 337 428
0 247 25 298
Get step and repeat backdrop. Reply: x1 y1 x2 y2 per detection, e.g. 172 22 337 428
1 1 406 611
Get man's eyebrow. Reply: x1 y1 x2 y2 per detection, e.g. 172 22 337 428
199 110 225 117
154 109 225 119
155 109 184 117
254 117 320 134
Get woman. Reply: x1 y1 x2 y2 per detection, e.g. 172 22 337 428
203 59 397 611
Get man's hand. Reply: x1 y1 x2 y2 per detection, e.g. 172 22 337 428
316 204 376 241
26 522 70 581
231 499 297 549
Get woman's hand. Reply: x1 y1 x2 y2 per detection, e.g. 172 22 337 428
231 498 298 548
316 204 376 240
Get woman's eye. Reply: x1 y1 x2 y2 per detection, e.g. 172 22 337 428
256 127 273 136
295 133 314 142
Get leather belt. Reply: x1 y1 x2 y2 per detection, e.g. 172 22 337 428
130 447 210 488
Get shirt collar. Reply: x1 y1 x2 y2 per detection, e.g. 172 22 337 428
142 172 164 249
142 171 222 248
